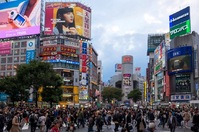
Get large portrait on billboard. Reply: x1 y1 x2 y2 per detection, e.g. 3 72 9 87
0 0 41 39
44 2 91 39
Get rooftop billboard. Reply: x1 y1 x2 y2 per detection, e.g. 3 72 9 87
169 6 190 28
44 2 91 39
167 46 192 75
170 20 191 39
0 0 41 39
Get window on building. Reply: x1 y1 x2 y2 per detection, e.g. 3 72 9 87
21 41 27 47
14 57 19 62
13 71 16 76
14 49 20 55
21 49 26 54
0 72 5 77
7 57 13 63
0 65 6 70
14 42 20 48
7 65 12 70
20 56 26 62
1 58 6 63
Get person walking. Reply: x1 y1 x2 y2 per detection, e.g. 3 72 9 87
10 112 20 132
167 111 177 132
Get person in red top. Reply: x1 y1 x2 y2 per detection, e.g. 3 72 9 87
50 120 61 132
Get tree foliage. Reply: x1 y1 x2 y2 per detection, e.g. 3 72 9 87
127 89 142 103
16 60 63 106
0 76 29 105
101 87 123 102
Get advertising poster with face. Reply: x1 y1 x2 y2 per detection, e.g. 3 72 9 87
44 2 91 39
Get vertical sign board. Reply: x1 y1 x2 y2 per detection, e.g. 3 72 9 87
26 39 35 64
169 6 191 39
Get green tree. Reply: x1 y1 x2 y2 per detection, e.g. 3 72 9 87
0 76 29 106
41 74 63 107
101 87 123 102
16 60 63 107
128 89 142 103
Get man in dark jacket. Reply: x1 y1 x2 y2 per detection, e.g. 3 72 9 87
113 111 120 132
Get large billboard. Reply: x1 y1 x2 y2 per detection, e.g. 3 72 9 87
169 6 190 28
170 20 191 39
0 0 41 39
44 2 91 39
169 6 191 39
167 46 192 75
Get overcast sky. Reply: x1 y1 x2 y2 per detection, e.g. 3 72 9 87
78 0 199 82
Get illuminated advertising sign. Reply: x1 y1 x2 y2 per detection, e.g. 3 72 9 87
175 74 191 92
154 41 166 75
79 86 88 100
44 2 91 39
169 6 190 28
0 41 11 55
115 64 122 72
0 0 41 38
167 46 192 75
26 50 35 64
165 72 170 97
170 20 191 39
171 94 191 101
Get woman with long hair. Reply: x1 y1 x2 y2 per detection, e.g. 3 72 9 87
53 7 77 35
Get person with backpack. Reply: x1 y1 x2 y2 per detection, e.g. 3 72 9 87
29 111 38 132
0 109 6 132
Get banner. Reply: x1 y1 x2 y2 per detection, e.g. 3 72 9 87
0 0 41 38
44 2 91 39
0 41 11 55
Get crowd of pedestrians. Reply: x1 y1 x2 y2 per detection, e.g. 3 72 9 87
0 105 198 132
